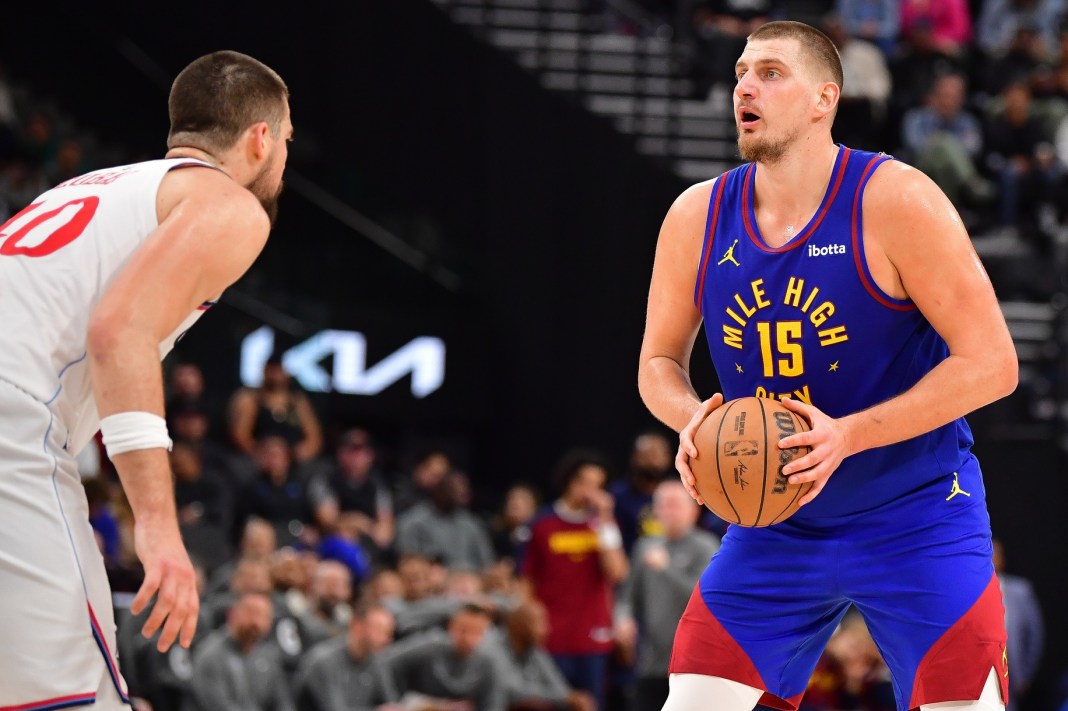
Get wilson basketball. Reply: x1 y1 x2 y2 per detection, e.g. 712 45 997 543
691 396 813 527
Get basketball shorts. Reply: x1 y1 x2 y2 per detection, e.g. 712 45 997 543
0 379 129 710
670 455 1009 711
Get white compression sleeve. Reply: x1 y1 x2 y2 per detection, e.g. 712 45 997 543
662 674 764 711
920 668 1005 711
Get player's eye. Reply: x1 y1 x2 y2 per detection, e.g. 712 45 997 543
766 70 780 79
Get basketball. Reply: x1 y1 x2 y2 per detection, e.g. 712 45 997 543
691 397 813 527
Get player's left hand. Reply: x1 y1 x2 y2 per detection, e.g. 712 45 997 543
777 397 852 506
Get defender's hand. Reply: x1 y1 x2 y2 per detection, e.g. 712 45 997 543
130 519 200 652
778 397 851 507
676 394 724 506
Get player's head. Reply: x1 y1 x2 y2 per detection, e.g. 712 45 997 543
167 51 291 223
734 21 842 164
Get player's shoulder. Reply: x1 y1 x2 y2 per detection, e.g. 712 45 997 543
863 157 946 214
158 163 269 233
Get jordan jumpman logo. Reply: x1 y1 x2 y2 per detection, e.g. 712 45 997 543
718 239 740 267
946 472 971 501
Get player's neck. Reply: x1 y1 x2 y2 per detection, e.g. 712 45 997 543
752 139 839 238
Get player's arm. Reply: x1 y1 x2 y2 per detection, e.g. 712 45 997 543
781 163 1018 502
637 180 724 504
87 167 270 651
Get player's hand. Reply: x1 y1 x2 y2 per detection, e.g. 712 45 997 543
130 518 200 652
676 394 724 506
777 397 851 506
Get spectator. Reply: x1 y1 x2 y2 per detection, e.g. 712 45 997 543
802 610 895 711
490 600 596 711
395 470 495 572
202 557 275 630
490 482 539 564
614 480 719 711
609 431 674 554
381 603 505 711
188 592 296 711
900 0 973 57
984 81 1059 236
894 24 968 117
689 0 774 100
392 448 452 514
977 0 1064 60
994 539 1044 711
835 0 899 56
323 428 395 554
293 603 398 711
232 436 336 547
522 449 628 708
901 73 993 207
983 25 1048 95
385 557 498 639
824 13 893 150
172 442 232 571
230 356 323 462
206 517 277 596
299 560 355 645
169 399 243 486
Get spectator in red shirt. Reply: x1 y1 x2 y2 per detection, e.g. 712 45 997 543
522 449 628 709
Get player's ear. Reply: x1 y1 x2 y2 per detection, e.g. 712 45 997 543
244 122 271 162
815 81 839 119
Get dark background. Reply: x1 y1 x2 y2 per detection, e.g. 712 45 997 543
5 0 1066 701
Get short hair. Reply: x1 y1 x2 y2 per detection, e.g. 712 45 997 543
748 21 844 92
551 448 610 494
168 50 288 153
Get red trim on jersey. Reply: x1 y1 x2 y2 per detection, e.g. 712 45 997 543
695 178 728 307
0 693 96 711
742 147 851 253
850 156 916 311
909 574 1009 709
87 602 128 702
670 585 801 711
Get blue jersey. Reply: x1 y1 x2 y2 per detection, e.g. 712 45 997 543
694 145 974 522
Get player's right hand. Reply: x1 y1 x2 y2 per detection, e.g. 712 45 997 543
676 393 724 506
131 519 200 652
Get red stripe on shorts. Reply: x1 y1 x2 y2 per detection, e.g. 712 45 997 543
669 585 803 711
909 573 1010 708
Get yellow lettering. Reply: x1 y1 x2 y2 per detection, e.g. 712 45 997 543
784 277 804 308
818 326 849 346
810 301 835 327
726 307 747 328
723 325 744 349
751 278 771 309
777 322 804 377
755 386 769 399
734 293 757 319
801 287 820 313
791 385 811 405
548 530 599 555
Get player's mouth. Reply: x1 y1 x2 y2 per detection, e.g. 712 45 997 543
738 107 761 130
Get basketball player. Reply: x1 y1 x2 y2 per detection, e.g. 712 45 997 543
638 21 1018 711
0 51 291 710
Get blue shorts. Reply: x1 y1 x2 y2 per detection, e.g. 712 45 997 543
670 455 1009 711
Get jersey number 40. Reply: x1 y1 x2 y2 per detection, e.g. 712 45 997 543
0 197 99 257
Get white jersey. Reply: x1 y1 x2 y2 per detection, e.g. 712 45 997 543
0 158 215 454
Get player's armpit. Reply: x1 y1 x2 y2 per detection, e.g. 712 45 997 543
864 164 1017 397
